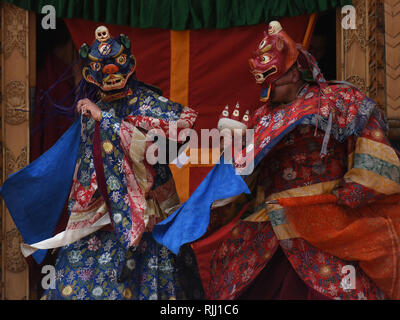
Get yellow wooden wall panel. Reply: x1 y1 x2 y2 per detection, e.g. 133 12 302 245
1 3 32 300
336 0 386 118
385 0 400 128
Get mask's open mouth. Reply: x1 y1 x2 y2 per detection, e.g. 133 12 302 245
253 66 277 84
263 67 277 78
102 74 125 90
83 65 136 92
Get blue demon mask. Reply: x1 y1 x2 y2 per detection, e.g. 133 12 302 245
79 26 136 94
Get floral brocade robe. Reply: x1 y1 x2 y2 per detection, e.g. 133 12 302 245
42 84 197 300
254 123 386 300
194 83 400 300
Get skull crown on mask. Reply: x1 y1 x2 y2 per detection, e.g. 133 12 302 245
80 26 136 93
249 21 299 90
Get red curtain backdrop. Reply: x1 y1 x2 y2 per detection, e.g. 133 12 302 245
64 16 312 199
188 15 310 130
65 15 311 130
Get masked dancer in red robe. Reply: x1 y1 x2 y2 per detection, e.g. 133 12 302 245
187 21 400 300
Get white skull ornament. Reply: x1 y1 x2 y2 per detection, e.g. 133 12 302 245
95 26 111 43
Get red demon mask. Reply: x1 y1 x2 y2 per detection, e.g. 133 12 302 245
249 21 299 102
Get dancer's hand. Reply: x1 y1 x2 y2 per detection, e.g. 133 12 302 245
77 98 102 121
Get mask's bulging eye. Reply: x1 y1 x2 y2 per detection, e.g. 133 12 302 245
259 39 267 49
90 62 101 71
116 54 127 65
261 54 272 64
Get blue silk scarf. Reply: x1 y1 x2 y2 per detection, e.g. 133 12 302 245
0 119 81 263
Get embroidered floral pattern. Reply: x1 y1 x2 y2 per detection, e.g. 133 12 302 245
43 232 185 300
204 222 277 300
203 84 391 300
246 83 387 171
258 124 347 194
42 84 197 300
281 238 385 300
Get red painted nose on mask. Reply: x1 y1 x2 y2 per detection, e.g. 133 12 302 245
103 64 119 74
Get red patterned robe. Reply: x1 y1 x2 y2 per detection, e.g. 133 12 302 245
191 82 400 300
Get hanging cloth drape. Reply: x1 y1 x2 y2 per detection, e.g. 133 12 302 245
3 0 351 30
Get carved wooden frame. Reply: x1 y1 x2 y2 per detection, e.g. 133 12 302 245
337 0 400 139
384 0 400 138
336 0 386 111
0 2 35 300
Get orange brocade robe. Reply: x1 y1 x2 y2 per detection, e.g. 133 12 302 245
192 83 400 300
248 84 400 300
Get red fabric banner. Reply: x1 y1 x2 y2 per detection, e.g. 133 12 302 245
63 16 312 198
65 15 311 130
189 15 311 130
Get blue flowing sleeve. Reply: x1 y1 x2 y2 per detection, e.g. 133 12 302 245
0 119 81 263
152 161 250 255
